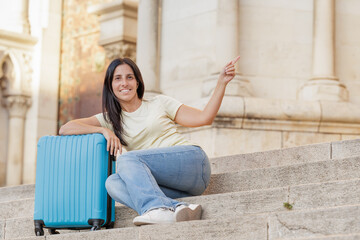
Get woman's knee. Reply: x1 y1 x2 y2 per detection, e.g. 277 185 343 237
116 152 139 173
105 174 117 196
188 155 211 196
202 156 211 189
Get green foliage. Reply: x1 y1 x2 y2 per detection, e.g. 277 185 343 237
283 202 293 210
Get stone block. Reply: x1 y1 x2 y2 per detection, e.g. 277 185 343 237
184 127 215 157
320 101 360 124
205 157 360 194
0 198 33 220
282 132 341 148
0 184 34 203
5 217 79 239
319 122 360 135
295 235 360 240
213 128 282 157
47 227 138 240
289 179 360 210
138 215 268 240
341 134 360 141
332 139 360 159
298 81 349 102
269 205 360 239
8 237 44 240
195 188 288 219
113 205 137 229
244 98 321 122
210 142 330 174
0 220 4 239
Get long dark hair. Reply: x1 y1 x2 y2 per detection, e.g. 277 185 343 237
102 58 145 146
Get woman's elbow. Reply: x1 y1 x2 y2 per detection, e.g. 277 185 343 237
58 121 73 135
200 117 214 126
58 125 66 135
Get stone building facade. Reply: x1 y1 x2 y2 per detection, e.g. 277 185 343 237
1 0 360 186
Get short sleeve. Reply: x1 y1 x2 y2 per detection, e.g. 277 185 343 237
156 95 183 120
95 113 114 131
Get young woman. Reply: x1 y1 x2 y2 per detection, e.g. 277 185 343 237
59 56 240 226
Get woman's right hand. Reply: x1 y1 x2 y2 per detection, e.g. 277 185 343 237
101 127 122 156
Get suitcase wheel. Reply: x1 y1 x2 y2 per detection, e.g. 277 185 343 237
89 219 102 231
49 229 60 235
91 225 101 231
34 220 44 236
35 227 44 236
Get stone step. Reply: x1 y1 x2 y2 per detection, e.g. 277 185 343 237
1 155 360 220
2 215 269 239
269 205 360 239
2 177 360 222
0 185 34 204
292 234 360 240
2 178 360 239
211 138 360 174
1 138 359 203
211 142 330 174
4 204 360 240
1 153 359 206
205 156 360 194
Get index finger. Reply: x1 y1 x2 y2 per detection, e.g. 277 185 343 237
231 56 240 64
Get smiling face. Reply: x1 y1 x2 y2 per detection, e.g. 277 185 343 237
111 63 139 106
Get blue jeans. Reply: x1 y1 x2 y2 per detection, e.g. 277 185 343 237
105 145 211 215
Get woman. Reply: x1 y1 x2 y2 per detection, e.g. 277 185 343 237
59 56 240 226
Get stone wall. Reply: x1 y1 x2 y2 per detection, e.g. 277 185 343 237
2 0 360 185
58 0 114 127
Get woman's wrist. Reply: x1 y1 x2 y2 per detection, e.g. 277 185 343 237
216 79 228 89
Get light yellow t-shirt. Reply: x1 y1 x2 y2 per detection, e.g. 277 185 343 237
95 95 195 151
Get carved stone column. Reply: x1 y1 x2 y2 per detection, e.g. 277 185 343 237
21 0 31 34
298 0 348 101
2 94 31 186
136 0 161 97
88 0 138 60
0 31 36 186
202 0 252 98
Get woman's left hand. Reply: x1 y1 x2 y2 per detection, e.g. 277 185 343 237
218 56 240 85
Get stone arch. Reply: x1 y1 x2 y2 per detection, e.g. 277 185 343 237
0 51 22 95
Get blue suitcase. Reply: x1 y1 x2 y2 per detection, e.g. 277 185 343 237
33 133 115 236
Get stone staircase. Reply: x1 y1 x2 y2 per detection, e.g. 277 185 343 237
1 139 360 239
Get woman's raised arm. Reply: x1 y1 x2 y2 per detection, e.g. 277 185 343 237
174 56 240 127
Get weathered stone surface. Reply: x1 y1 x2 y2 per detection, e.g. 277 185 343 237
283 131 341 149
7 237 44 240
0 220 4 240
4 218 79 239
113 205 137 229
138 215 268 240
0 198 33 220
294 235 360 240
289 179 360 210
332 139 360 159
47 227 139 240
0 185 34 203
5 178 360 224
1 188 287 232
46 215 267 240
210 142 330 174
205 157 360 194
269 205 360 239
184 188 288 219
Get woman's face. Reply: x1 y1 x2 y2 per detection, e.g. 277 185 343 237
112 64 139 104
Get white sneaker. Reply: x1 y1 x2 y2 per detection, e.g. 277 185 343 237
133 208 175 226
175 204 202 222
